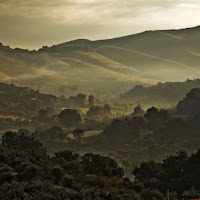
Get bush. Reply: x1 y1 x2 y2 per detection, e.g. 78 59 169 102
51 166 64 184
142 189 163 200
62 174 73 188
0 172 16 184
183 188 200 199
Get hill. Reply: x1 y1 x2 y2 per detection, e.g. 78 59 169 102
120 79 200 107
0 82 62 120
1 26 200 97
59 26 200 81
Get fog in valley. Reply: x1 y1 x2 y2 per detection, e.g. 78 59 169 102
1 1 200 199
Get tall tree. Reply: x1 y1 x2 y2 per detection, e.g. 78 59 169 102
58 109 81 128
88 95 95 107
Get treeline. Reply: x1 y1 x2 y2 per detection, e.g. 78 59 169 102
0 82 118 132
0 131 137 200
0 82 114 117
1 131 200 199
132 150 200 200
120 79 200 106
89 88 200 165
0 82 61 118
2 87 200 163
101 87 200 144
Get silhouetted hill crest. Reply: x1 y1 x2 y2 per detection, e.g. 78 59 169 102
1 25 200 96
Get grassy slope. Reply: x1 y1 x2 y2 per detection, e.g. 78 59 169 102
1 26 200 95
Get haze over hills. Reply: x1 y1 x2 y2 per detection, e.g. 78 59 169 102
1 25 200 97
120 79 200 108
62 26 200 81
2 22 200 199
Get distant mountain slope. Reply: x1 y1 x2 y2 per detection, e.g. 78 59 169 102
1 25 200 96
58 26 200 81
0 82 61 119
120 79 200 107
0 43 156 96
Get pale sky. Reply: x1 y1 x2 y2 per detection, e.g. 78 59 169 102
0 0 200 50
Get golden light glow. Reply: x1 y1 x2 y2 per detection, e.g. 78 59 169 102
0 0 200 49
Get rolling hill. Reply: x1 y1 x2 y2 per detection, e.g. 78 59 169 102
120 79 200 108
1 25 200 97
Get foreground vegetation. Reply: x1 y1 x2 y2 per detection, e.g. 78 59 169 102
1 131 200 200
0 132 136 200
1 83 200 199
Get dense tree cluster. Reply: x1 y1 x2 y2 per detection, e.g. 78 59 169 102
101 116 148 144
1 131 200 199
58 109 82 128
69 93 87 108
100 88 200 146
86 104 111 120
0 132 141 200
0 83 60 118
177 88 200 115
121 79 200 107
0 82 103 132
132 150 200 199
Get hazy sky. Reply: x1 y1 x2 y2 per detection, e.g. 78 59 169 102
0 0 200 50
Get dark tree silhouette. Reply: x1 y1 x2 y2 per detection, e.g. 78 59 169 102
72 128 85 140
58 109 81 128
88 95 95 107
